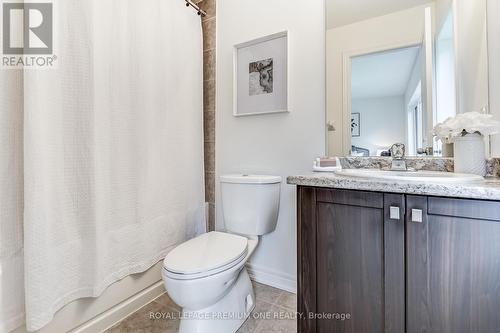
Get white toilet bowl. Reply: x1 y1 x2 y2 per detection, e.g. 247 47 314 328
162 232 258 333
161 175 281 333
162 231 257 310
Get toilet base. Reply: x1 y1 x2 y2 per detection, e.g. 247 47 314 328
178 268 255 333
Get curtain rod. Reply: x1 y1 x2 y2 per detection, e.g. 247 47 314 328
185 0 207 17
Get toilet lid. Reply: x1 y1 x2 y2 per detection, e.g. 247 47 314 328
163 231 248 275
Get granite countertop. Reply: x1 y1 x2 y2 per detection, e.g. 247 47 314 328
287 173 500 201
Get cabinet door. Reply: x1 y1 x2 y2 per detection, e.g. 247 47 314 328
406 196 500 333
314 189 404 333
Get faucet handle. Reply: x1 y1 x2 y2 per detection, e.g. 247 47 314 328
390 143 406 159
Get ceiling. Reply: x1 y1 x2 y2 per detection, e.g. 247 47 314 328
326 0 432 29
351 46 421 100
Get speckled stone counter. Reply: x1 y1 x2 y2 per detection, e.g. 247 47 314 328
287 173 500 201
339 156 500 176
339 156 455 172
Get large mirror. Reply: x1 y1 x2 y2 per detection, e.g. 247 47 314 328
326 0 490 157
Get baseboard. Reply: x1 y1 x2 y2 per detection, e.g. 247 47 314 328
246 263 297 294
72 281 166 333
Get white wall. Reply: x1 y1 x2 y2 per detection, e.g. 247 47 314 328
351 96 406 155
435 0 489 117
453 0 489 115
326 4 432 156
435 23 456 124
216 0 325 292
488 0 500 157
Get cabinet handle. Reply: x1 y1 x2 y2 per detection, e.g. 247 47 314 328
411 209 423 223
389 206 400 220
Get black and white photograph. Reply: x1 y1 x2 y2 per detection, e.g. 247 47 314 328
249 58 273 95
351 112 360 137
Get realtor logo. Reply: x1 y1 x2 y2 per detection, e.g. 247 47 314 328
3 2 53 54
1 1 56 68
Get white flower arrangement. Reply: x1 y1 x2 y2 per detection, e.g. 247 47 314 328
433 111 500 141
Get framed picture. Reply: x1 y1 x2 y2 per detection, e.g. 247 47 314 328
351 113 360 137
233 31 289 116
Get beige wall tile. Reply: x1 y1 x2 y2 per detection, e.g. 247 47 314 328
208 203 216 231
203 79 215 111
204 142 215 172
203 109 215 143
203 49 216 81
202 18 216 51
204 170 215 203
201 0 216 231
199 0 216 21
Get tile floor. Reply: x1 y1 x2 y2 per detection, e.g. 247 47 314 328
105 282 297 333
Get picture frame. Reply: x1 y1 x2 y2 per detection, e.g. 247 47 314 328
351 113 360 137
233 31 289 117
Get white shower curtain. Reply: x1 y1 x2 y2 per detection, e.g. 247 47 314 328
1 0 205 331
0 68 24 333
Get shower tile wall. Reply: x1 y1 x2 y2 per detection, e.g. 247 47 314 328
199 0 216 231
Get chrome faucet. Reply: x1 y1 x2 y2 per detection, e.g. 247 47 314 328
390 143 407 171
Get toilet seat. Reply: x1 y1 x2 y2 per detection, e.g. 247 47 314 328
163 231 248 280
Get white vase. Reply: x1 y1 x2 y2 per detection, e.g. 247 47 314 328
453 133 486 176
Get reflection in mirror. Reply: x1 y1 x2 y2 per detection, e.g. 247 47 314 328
325 0 490 157
350 46 425 157
434 9 456 155
435 11 456 123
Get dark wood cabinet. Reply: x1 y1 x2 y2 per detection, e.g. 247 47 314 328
406 195 500 333
297 186 500 333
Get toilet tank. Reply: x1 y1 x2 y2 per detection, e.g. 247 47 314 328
220 174 281 236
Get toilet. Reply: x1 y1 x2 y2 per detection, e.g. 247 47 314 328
161 174 281 333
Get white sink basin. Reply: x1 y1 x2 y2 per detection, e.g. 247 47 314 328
334 169 484 183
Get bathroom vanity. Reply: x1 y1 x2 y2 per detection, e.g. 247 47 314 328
289 173 500 333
